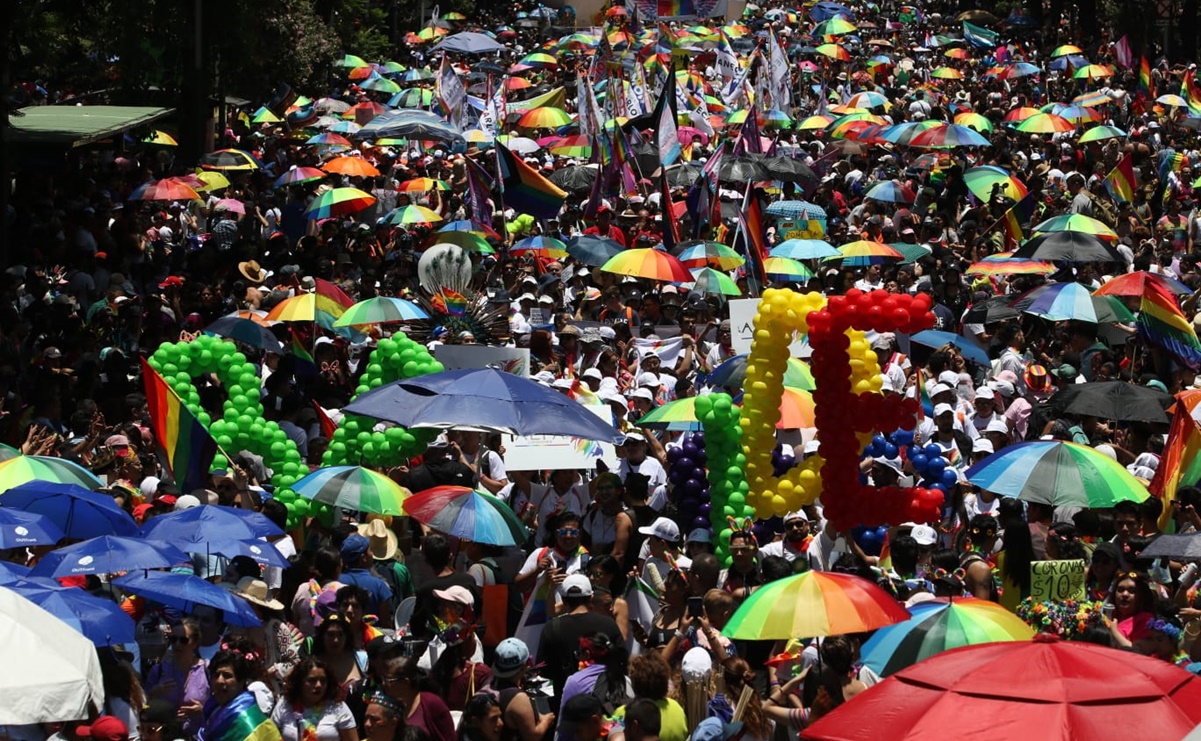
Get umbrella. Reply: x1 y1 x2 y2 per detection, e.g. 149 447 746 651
264 292 349 324
638 397 703 432
512 236 568 258
776 388 817 429
763 257 814 281
343 368 625 442
174 538 290 568
763 157 818 186
800 637 1201 741
1010 282 1135 323
826 240 903 266
1139 532 1201 560
965 252 1056 277
0 456 103 490
203 315 285 353
304 187 376 219
963 295 1022 324
398 177 451 192
963 166 1028 202
1095 271 1193 298
720 155 772 182
965 441 1150 507
305 132 353 147
111 571 260 627
909 123 990 148
30 536 189 579
954 112 994 133
199 149 260 171
0 586 106 724
0 481 136 539
323 156 380 178
810 1 852 21
708 354 815 390
1011 231 1124 262
549 165 599 193
765 201 827 220
130 178 201 202
1047 381 1173 424
1015 113 1075 134
678 242 745 270
141 504 283 542
771 239 839 260
1073 64 1114 81
518 107 573 128
293 466 412 515
383 204 443 225
815 43 852 61
0 561 31 583
859 598 1035 677
690 267 742 296
865 181 916 203
888 242 933 265
905 330 990 365
274 166 327 188
431 31 505 54
357 109 466 145
403 486 527 546
333 297 428 326
723 571 909 640
1032 213 1118 241
0 508 64 548
6 579 136 646
601 248 693 282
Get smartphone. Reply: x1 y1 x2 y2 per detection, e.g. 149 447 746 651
687 596 704 619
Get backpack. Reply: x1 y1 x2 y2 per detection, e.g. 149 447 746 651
590 671 633 715
1085 189 1119 228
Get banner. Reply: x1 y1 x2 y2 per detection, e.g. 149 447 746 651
503 404 620 471
1029 559 1087 601
434 345 531 377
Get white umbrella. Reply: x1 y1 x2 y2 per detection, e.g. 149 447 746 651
0 586 105 723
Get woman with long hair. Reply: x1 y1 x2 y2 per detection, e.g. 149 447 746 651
457 694 504 741
712 658 772 741
272 658 357 741
379 654 455 741
1107 571 1157 646
635 568 688 660
98 647 146 740
995 498 1033 611
310 614 364 694
586 554 630 641
429 622 491 712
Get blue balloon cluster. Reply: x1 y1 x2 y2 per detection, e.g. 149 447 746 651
852 524 889 557
667 433 711 531
865 430 958 505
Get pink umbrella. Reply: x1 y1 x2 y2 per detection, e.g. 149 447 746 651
678 126 710 146
214 198 246 215
536 135 565 147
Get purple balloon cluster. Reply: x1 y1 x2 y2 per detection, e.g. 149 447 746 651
667 433 711 531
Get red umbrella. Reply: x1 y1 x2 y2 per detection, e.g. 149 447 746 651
1094 270 1193 298
802 635 1201 741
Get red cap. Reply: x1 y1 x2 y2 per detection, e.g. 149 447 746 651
77 717 129 741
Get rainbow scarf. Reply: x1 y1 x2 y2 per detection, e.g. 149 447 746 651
199 691 280 741
141 358 218 492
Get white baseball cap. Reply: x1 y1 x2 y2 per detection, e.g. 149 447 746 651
639 516 681 543
909 524 938 546
933 403 955 418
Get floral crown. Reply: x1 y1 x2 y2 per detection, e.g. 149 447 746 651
1016 598 1107 640
1147 618 1183 642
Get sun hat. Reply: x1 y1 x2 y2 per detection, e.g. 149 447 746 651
234 576 284 611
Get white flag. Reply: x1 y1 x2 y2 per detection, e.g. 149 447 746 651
478 82 506 138
437 57 466 126
769 30 791 110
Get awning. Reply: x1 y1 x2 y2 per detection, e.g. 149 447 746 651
6 105 175 148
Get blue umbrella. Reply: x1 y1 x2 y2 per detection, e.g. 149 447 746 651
176 539 291 568
344 368 626 442
764 200 828 220
0 508 64 548
810 1 853 21
1049 54 1088 71
430 31 506 54
0 482 138 539
770 239 839 260
903 330 991 366
6 578 136 645
357 109 465 145
141 504 284 543
566 234 625 267
203 316 284 353
0 561 32 583
30 536 190 579
111 571 261 627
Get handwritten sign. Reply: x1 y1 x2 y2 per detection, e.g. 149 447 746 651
777 218 826 240
1029 559 1086 601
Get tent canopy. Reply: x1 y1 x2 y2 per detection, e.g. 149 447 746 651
7 105 174 148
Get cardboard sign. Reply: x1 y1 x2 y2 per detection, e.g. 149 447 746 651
777 218 827 240
1029 559 1087 602
434 345 531 377
504 404 620 471
728 298 807 357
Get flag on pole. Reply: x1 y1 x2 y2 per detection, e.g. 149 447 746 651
624 577 659 656
1001 192 1038 248
494 142 568 219
652 58 682 167
1137 56 1154 100
1105 153 1137 203
1137 283 1201 370
1150 406 1201 531
141 358 219 493
962 21 998 48
1114 35 1133 68
659 171 681 251
736 183 767 294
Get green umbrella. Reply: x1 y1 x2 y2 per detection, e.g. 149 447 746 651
333 297 430 327
434 231 495 253
1078 125 1127 143
690 267 742 296
637 398 702 431
888 242 933 265
292 466 412 515
0 455 103 490
965 441 1150 507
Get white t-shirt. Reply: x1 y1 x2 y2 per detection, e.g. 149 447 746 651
272 701 355 741
618 456 667 489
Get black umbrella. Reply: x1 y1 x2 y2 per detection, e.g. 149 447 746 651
1140 533 1201 560
763 156 818 186
1011 231 1124 263
472 61 506 76
1047 381 1173 424
666 163 703 188
964 296 1020 325
720 155 771 182
548 165 598 194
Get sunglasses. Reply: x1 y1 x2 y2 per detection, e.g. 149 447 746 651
171 635 192 645
557 528 580 537
786 521 808 529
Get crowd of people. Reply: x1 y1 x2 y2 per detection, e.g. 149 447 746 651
6 0 1201 739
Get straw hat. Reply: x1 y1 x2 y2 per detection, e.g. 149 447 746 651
235 576 284 610
357 518 398 562
238 260 266 284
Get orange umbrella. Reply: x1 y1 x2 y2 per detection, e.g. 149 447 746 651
323 157 381 177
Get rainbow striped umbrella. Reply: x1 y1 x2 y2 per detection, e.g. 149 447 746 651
337 54 369 67
382 204 443 224
797 114 835 130
1003 106 1042 122
1015 113 1074 133
931 66 964 79
520 52 559 67
825 240 903 266
1057 105 1103 124
815 43 851 61
512 235 568 258
601 248 693 282
1012 282 1135 323
813 17 857 35
1079 125 1127 143
909 123 989 148
963 166 1028 201
361 75 402 94
293 466 411 515
306 132 352 147
434 231 493 253
403 486 526 546
143 130 178 146
131 178 201 202
708 354 815 391
763 256 814 281
689 267 741 296
846 91 888 108
550 135 592 157
944 47 971 60
1094 270 1193 298
518 106 573 128
770 239 839 260
861 598 1034 676
966 441 1150 507
1073 64 1114 81
1001 62 1041 79
398 177 451 192
274 167 327 188
877 120 941 145
333 297 429 327
0 457 104 491
776 387 816 429
953 112 994 133
304 187 376 219
264 291 351 323
965 253 1055 277
638 397 702 431
1033 213 1118 241
723 571 909 639
677 241 745 270
1051 44 1083 57
865 180 916 203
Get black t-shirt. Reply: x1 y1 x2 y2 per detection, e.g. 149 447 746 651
536 611 622 700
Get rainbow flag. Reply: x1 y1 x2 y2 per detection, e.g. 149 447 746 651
199 690 281 741
1150 404 1201 531
495 142 567 219
1137 283 1201 370
568 378 603 406
1137 56 1154 100
736 184 768 294
430 288 468 316
1105 154 1137 203
1183 69 1201 116
141 358 219 493
1001 192 1038 248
